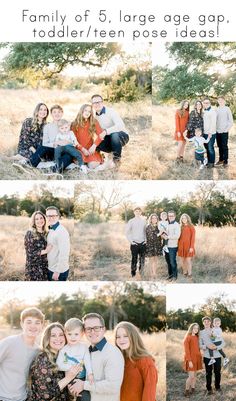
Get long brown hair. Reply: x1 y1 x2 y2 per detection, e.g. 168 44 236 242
30 211 47 236
194 100 203 116
177 100 189 117
115 321 153 362
71 104 96 139
31 103 49 132
40 322 66 370
148 213 159 226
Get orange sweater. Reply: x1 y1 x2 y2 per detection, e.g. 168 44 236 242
178 225 196 258
120 356 158 401
174 110 189 141
183 335 202 371
71 120 103 163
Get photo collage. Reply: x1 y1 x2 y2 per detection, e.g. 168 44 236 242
0 41 235 401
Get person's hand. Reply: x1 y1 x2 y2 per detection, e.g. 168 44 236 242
208 133 212 138
52 272 60 281
208 344 217 350
82 147 89 156
88 373 94 385
29 146 36 153
68 379 84 396
188 361 193 369
88 144 96 155
99 130 107 140
66 365 83 381
177 132 181 138
189 248 194 254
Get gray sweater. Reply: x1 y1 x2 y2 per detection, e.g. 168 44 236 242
47 223 70 273
199 328 225 359
216 106 234 133
83 342 124 401
166 221 180 248
42 122 59 148
203 108 217 135
126 217 147 244
0 334 38 401
95 107 127 135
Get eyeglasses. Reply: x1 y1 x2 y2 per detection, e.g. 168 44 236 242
84 326 104 333
46 215 58 218
92 101 103 105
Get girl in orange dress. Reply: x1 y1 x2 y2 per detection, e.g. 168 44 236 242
115 321 158 401
71 104 105 169
183 323 203 397
178 213 196 278
174 100 190 162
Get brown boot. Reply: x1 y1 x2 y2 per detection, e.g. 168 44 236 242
184 389 191 397
190 388 195 394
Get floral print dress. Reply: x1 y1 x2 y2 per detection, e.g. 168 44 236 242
24 230 48 281
146 224 162 257
187 110 204 138
28 351 68 401
17 117 45 159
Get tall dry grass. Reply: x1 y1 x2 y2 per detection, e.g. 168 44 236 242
0 327 165 401
152 105 236 180
74 222 236 282
0 215 74 280
167 329 236 401
0 88 152 180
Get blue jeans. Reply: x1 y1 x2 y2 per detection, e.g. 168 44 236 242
165 247 178 279
54 145 83 169
48 269 69 281
96 131 129 160
203 134 216 164
30 145 73 171
216 132 228 164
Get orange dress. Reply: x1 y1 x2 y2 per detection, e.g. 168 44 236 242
120 356 158 401
178 225 195 258
183 335 203 371
174 110 189 141
71 120 103 163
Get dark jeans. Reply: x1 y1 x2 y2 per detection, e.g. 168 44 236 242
130 242 146 274
55 145 83 168
30 145 73 171
203 133 216 164
165 247 178 279
48 269 69 281
216 132 228 164
96 131 129 160
209 341 226 358
204 357 221 391
195 152 204 163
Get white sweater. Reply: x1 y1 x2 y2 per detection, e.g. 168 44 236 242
42 122 59 148
84 342 124 401
47 224 70 273
95 107 127 135
166 221 181 248
203 108 217 135
216 106 234 133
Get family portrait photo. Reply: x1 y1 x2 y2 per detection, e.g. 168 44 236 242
0 42 151 180
166 284 236 401
152 42 236 180
0 181 74 281
0 281 165 401
74 180 236 283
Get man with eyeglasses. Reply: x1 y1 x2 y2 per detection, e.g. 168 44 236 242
202 98 217 168
162 210 180 281
69 313 124 401
46 206 70 281
91 94 129 166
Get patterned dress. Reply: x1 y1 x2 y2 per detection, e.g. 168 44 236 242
24 230 48 281
146 224 162 257
28 351 68 401
17 117 45 159
187 110 204 138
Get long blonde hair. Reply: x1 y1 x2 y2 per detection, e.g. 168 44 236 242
180 213 193 227
177 100 189 117
148 213 159 226
40 322 66 370
71 104 96 139
184 323 200 340
115 321 153 362
31 103 49 132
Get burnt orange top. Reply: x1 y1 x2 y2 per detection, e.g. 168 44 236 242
174 110 189 141
183 335 202 371
120 356 158 401
71 120 103 163
178 225 196 258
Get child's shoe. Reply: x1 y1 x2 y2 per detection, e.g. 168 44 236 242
80 165 88 174
163 245 169 253
208 358 216 366
223 357 229 367
203 157 208 166
199 164 204 170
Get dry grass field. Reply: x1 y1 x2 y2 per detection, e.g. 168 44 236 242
152 105 236 180
0 327 165 401
74 222 236 283
0 215 74 280
167 329 236 401
0 88 152 180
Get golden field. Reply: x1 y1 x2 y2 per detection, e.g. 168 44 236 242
0 88 152 180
